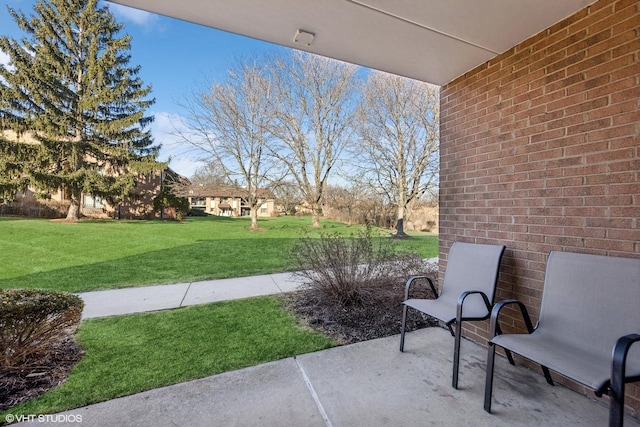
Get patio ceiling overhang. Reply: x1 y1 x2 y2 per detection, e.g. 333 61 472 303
108 0 596 86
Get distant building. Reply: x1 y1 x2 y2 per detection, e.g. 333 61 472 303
185 185 276 217
0 130 188 219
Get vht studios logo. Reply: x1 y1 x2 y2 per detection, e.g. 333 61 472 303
4 414 83 423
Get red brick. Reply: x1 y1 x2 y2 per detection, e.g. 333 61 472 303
571 28 613 56
609 182 640 195
587 122 637 141
567 117 612 134
545 92 587 112
611 82 640 103
612 109 640 126
548 73 588 94
585 53 635 80
567 74 612 96
531 128 568 143
585 147 635 163
565 96 609 115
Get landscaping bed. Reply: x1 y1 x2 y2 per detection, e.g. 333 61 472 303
286 262 439 344
0 338 83 411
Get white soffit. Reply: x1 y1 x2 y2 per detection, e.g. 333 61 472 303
108 0 596 86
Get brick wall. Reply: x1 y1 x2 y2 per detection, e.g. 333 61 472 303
439 0 639 413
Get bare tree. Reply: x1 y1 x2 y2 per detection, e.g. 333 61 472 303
323 183 375 226
188 160 231 187
267 180 300 216
267 52 360 228
354 71 439 237
176 59 280 230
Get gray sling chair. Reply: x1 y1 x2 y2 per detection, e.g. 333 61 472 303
400 241 506 389
484 251 640 427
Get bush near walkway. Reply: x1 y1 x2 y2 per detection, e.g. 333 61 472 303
289 226 438 344
0 289 84 410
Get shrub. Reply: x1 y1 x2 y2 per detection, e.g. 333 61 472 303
291 225 427 307
0 289 84 369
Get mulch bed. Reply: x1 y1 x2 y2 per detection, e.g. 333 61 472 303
285 272 440 345
0 337 84 412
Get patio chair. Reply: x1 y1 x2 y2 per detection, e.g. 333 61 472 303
400 241 506 389
484 251 640 427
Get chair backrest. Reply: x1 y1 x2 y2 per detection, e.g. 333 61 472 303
538 251 640 358
439 242 506 314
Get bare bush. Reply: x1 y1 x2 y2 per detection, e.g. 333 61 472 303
291 226 428 307
0 196 69 218
0 289 83 370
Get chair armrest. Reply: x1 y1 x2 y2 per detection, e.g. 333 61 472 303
404 275 437 301
456 290 492 320
605 334 640 426
489 299 535 340
610 333 640 393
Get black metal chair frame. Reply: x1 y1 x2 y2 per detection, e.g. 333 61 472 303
401 276 511 389
399 242 506 389
484 251 640 427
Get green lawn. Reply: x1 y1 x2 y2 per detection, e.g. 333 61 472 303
0 216 438 292
0 215 437 420
1 296 335 420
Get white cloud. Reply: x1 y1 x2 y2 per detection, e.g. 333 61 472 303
151 112 205 178
108 3 159 27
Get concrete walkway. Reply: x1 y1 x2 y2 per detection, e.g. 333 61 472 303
78 272 304 319
11 268 640 426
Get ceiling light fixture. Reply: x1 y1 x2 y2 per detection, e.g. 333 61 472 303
293 29 315 46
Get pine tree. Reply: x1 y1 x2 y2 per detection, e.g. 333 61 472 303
0 0 160 220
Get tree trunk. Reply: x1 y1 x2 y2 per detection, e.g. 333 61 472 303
311 202 322 228
250 207 259 230
394 205 409 238
66 198 80 221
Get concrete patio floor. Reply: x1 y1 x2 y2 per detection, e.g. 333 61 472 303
17 327 640 427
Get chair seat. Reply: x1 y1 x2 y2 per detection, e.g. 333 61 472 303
404 294 492 323
491 332 640 392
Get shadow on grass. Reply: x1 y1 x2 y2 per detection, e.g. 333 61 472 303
0 238 298 293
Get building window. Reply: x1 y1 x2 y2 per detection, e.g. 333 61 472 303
83 194 104 209
192 197 206 207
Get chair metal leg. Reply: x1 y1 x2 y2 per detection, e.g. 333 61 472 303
452 320 462 389
609 381 625 427
542 366 554 386
445 319 455 337
505 349 515 365
400 304 408 352
495 323 516 365
484 342 496 413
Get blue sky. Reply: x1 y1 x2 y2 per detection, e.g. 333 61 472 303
0 0 286 176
